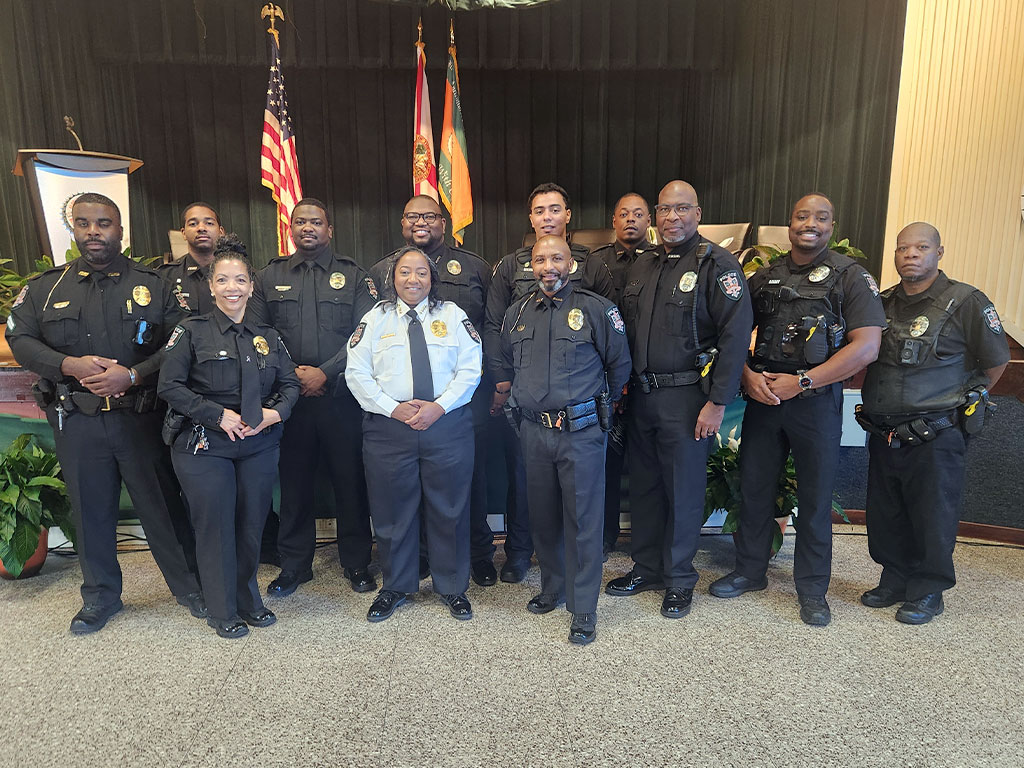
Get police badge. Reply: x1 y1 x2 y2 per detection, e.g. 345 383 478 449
808 265 831 283
431 320 448 337
132 285 152 306
447 260 462 275
568 308 585 331
678 271 698 293
909 316 929 337
329 272 346 290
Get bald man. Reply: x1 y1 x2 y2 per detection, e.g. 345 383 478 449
498 236 631 645
605 181 752 620
857 222 1008 624
710 194 886 626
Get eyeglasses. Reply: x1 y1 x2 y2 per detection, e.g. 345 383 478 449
403 212 441 223
654 204 696 217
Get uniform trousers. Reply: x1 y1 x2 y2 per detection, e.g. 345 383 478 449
520 420 606 614
603 419 627 548
499 415 534 565
627 385 713 588
735 388 843 596
172 424 280 622
50 408 200 606
277 390 372 573
865 427 966 599
362 406 473 595
467 377 496 562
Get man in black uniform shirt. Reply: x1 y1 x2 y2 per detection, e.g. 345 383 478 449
486 182 614 583
158 202 225 316
604 181 752 620
710 194 885 626
858 222 1008 624
368 195 497 586
499 236 632 644
7 193 204 634
248 198 378 597
589 193 655 555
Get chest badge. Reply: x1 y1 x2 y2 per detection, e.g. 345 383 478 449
253 336 270 355
132 285 152 306
678 271 698 293
569 260 579 275
567 308 585 331
808 265 831 283
447 260 462 275
909 315 929 337
329 272 346 290
516 324 526 332
431 320 448 337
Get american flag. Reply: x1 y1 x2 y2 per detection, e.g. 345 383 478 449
260 34 303 257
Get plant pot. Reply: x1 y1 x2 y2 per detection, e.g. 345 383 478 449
0 527 48 579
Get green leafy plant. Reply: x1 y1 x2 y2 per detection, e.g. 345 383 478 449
743 231 867 277
704 426 848 555
0 433 76 577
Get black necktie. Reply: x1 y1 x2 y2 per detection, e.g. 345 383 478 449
407 310 434 401
634 258 665 373
236 328 263 428
300 262 320 363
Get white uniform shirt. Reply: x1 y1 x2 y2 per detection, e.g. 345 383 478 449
346 297 482 417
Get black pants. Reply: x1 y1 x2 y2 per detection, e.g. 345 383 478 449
866 427 966 599
734 388 842 596
627 385 714 589
603 415 627 548
499 414 534 564
521 421 606 614
50 408 200 607
172 424 280 622
362 407 473 595
276 391 372 573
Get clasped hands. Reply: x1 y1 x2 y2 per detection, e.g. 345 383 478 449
742 365 802 405
391 400 445 431
61 355 132 398
219 407 282 441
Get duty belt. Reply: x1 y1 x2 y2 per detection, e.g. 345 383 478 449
632 370 700 393
854 406 957 448
520 398 598 432
66 389 157 416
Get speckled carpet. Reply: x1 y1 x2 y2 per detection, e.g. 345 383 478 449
2 529 1022 768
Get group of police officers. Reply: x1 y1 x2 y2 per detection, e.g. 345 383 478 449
7 180 1008 644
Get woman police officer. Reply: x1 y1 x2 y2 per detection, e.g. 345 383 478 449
158 235 299 639
346 246 482 622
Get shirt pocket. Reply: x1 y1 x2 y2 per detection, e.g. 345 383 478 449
510 325 535 369
373 335 409 380
553 324 588 369
266 288 300 329
424 331 460 380
664 291 696 337
195 346 239 391
621 281 642 326
41 303 81 348
318 293 354 332
121 307 159 350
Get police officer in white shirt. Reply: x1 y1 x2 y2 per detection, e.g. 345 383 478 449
346 246 482 623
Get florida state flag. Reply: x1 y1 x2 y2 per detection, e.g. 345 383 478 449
412 22 439 202
439 22 472 244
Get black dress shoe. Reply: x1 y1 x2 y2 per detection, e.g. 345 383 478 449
861 585 906 608
266 569 313 597
367 590 407 623
471 559 498 587
500 560 529 584
419 555 431 581
798 595 831 626
238 608 277 627
661 588 693 619
441 593 473 620
526 593 565 614
70 599 124 635
896 592 944 625
344 567 377 594
175 591 208 619
569 613 597 645
605 571 664 596
708 571 768 598
207 617 250 639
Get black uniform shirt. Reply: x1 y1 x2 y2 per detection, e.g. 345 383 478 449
248 244 378 380
622 232 753 405
157 309 299 427
589 240 656 307
7 252 185 384
369 241 491 332
485 241 613 378
157 253 215 316
499 281 632 414
886 271 1009 370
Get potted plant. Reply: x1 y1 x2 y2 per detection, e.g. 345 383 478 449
742 231 867 277
0 433 76 579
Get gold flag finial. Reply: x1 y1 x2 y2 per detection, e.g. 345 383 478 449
449 19 455 46
261 3 284 48
417 16 423 45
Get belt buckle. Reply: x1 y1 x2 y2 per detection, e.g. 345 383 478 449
101 396 112 412
539 411 555 429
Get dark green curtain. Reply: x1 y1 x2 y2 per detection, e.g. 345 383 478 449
0 0 905 276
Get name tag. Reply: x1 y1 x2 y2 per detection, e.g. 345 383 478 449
275 285 292 291
379 333 395 340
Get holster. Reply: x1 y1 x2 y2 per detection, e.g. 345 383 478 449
161 408 186 446
32 379 55 409
596 390 613 432
503 394 522 438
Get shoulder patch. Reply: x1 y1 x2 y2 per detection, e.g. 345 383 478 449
983 304 1003 334
462 318 481 344
173 284 191 311
350 321 367 348
606 306 625 334
717 270 744 301
364 277 378 300
863 272 880 297
12 284 28 308
165 325 186 349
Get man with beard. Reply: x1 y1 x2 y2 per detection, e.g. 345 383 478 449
7 192 205 634
499 236 631 644
485 183 614 583
249 198 378 597
368 195 496 586
158 202 225 316
604 181 752 620
709 193 885 626
588 193 655 556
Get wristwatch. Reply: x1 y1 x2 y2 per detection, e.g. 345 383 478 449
797 370 814 391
